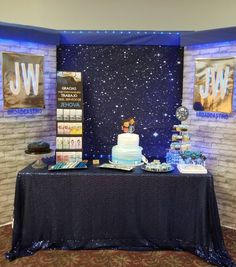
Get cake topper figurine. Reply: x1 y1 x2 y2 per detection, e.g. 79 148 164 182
121 118 136 133
128 118 135 133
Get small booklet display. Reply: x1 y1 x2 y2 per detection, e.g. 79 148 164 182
99 163 135 171
48 161 87 171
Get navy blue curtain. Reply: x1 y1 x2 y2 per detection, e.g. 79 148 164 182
57 45 183 160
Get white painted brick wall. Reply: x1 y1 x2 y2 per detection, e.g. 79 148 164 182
183 41 236 229
0 39 56 225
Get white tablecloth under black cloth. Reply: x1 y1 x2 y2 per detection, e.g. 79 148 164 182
5 164 235 267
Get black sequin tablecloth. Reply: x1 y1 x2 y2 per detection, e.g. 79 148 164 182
6 164 235 266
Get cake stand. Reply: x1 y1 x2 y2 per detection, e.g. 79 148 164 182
25 150 54 169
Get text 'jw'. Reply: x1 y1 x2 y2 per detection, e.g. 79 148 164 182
10 62 40 96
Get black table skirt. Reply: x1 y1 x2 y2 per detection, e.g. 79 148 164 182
5 164 235 267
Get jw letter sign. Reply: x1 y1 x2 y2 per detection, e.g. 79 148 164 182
193 57 235 114
2 52 44 109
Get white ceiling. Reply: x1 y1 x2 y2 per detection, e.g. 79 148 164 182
1 0 236 31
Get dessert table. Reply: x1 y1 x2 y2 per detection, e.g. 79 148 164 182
6 164 235 267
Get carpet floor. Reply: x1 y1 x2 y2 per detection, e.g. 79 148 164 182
1 225 236 267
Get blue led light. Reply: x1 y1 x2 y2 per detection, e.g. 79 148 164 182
190 41 235 49
196 111 229 119
7 108 43 115
0 38 41 47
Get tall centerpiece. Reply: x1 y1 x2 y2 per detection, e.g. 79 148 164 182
166 106 191 164
166 106 207 173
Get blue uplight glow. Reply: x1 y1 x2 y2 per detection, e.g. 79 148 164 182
189 40 236 49
0 38 41 47
60 30 181 45
59 30 181 36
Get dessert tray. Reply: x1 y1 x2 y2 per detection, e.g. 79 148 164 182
99 163 135 171
48 161 87 171
141 163 174 173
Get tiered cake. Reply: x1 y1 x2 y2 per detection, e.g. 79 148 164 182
112 133 143 165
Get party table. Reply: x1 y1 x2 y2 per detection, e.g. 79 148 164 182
6 164 235 266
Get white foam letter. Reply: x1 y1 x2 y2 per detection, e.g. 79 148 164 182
21 63 40 95
199 67 211 98
9 62 21 95
213 65 229 99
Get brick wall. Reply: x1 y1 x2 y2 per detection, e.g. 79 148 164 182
0 39 56 225
183 41 236 229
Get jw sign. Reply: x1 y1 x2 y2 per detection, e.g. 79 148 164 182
2 52 44 109
194 57 235 114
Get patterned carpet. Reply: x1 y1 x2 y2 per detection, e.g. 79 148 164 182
1 225 236 267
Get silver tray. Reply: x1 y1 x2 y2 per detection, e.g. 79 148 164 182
99 163 135 171
109 160 143 167
141 165 174 173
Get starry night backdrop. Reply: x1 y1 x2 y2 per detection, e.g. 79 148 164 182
57 45 183 160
